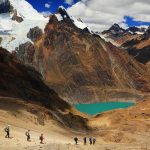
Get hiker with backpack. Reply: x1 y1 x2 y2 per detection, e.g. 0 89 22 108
89 137 92 145
74 137 78 145
83 137 87 145
39 134 44 144
25 130 31 142
4 125 10 138
93 138 96 145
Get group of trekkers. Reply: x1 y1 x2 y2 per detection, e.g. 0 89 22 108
4 125 44 144
4 125 96 146
74 137 96 145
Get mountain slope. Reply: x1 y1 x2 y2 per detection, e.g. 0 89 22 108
88 99 150 144
14 7 150 103
122 26 150 64
0 47 89 130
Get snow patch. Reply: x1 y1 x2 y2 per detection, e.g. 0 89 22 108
9 0 45 20
70 16 88 30
56 6 91 32
100 33 120 47
135 31 144 35
55 14 63 21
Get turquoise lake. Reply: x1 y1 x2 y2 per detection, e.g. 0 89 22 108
75 102 135 115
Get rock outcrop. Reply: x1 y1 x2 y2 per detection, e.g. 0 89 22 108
27 26 43 42
0 0 11 14
11 9 23 22
15 42 35 65
0 0 23 22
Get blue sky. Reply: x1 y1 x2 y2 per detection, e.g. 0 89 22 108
26 0 150 31
26 0 80 13
124 16 150 27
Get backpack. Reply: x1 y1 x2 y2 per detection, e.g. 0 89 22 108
4 127 8 132
39 136 44 140
39 136 42 140
25 131 29 136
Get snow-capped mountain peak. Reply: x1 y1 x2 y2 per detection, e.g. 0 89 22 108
109 24 125 34
0 0 49 52
9 0 45 20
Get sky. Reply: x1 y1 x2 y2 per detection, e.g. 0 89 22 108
26 0 150 31
26 0 80 13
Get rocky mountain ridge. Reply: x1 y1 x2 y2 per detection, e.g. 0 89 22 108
101 24 146 47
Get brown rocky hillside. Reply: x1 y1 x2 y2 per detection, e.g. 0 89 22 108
15 8 150 103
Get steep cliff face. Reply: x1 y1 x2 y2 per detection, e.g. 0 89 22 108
15 8 150 103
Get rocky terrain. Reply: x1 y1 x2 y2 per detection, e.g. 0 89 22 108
13 7 150 103
0 47 88 130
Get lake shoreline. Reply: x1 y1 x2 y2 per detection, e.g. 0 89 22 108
75 101 135 115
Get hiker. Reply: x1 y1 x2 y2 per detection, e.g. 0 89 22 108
25 130 31 142
39 134 44 144
89 137 92 145
84 137 87 145
4 125 10 138
93 138 96 145
74 137 78 145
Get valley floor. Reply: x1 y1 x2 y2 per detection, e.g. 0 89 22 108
0 97 149 150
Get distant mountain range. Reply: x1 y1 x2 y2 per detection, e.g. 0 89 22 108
101 24 150 64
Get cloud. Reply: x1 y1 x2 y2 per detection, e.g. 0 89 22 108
65 0 74 5
40 11 52 17
67 0 150 31
45 3 51 9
